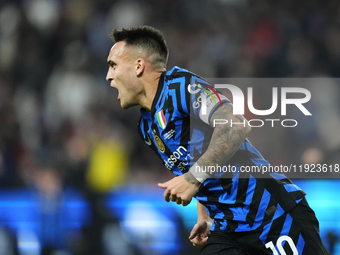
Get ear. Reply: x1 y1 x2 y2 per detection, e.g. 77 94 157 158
136 58 145 77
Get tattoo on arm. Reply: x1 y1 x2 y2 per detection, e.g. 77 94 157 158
197 103 250 173
184 171 202 187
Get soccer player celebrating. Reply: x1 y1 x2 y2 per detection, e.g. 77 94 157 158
106 26 330 255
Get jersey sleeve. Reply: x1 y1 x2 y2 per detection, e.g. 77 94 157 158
184 74 230 125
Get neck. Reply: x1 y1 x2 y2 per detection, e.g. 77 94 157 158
139 71 163 111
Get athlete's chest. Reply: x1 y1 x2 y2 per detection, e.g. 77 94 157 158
144 106 189 152
140 105 192 174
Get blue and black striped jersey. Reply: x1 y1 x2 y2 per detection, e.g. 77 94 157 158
138 66 306 233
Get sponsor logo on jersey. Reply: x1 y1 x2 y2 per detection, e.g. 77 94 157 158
164 146 193 172
164 129 175 140
154 135 165 153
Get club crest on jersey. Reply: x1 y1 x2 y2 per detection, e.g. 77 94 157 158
156 110 166 129
154 135 165 153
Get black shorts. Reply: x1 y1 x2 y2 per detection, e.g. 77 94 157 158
199 198 330 255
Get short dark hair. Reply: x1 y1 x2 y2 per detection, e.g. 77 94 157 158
110 26 169 69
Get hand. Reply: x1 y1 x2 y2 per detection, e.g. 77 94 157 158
189 218 213 248
158 174 200 206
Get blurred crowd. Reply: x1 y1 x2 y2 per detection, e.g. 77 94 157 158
1 0 340 254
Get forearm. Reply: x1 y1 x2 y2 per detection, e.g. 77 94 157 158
184 103 250 184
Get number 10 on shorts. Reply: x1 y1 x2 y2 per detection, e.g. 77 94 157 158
265 235 298 255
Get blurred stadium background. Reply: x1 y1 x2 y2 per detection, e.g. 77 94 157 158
0 0 340 254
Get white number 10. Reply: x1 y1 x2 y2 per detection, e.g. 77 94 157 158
265 235 298 255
